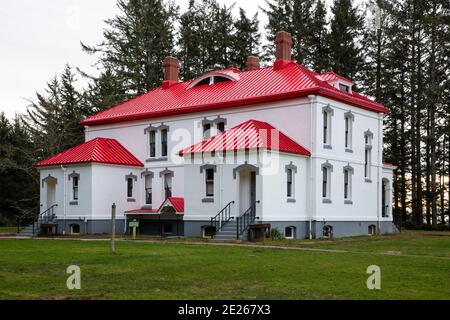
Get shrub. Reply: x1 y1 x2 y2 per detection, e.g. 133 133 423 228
270 227 283 240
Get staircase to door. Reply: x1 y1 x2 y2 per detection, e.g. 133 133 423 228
213 201 259 241
19 204 58 236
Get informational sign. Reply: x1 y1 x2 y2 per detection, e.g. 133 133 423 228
129 221 139 228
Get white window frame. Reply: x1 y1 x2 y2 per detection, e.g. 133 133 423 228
343 165 354 204
72 176 79 201
364 130 373 182
344 111 354 152
322 105 334 148
285 162 297 202
321 161 333 203
145 175 153 206
285 226 295 239
148 130 156 158
205 168 214 198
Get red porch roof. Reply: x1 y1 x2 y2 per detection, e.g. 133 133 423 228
35 137 143 167
179 119 310 156
80 62 389 127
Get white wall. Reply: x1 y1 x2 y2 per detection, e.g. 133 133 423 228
91 163 142 220
39 165 92 221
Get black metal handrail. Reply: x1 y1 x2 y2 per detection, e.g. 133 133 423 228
33 204 58 235
211 201 235 233
236 201 260 239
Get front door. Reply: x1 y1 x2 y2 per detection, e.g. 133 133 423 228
47 181 56 208
250 171 256 205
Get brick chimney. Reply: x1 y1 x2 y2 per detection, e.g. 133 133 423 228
274 31 292 69
162 56 179 89
246 56 260 71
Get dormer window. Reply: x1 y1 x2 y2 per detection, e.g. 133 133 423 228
339 83 350 93
188 71 240 89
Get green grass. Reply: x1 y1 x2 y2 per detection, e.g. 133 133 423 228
0 232 449 300
0 227 19 234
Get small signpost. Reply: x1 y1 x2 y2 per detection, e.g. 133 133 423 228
110 203 116 254
129 219 139 240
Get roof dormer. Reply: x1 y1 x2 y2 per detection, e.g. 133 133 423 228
187 69 240 89
317 71 354 94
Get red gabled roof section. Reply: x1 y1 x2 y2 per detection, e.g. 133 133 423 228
158 197 184 213
80 62 389 126
179 119 310 156
35 137 143 167
317 70 355 84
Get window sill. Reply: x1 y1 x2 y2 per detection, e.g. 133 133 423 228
323 144 332 150
127 198 136 202
69 201 78 206
344 200 353 205
345 148 353 153
141 205 152 209
146 157 168 162
287 198 296 203
365 178 372 183
322 199 332 204
202 198 214 203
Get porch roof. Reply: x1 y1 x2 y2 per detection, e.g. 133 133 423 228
125 197 184 215
179 119 310 156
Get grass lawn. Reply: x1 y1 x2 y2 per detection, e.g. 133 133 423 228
0 227 20 234
0 232 449 300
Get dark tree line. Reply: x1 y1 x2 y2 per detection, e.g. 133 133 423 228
0 0 448 229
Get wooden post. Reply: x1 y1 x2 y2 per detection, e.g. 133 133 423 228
132 219 137 240
110 203 116 254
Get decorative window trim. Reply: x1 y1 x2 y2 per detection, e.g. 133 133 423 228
322 104 334 116
146 157 168 162
364 129 374 139
159 168 174 178
69 201 78 206
42 174 57 188
202 198 214 203
125 173 138 181
68 171 80 181
213 116 227 126
287 198 296 203
201 118 214 127
344 110 355 121
141 169 154 178
321 161 334 172
233 162 259 179
144 124 158 134
342 164 354 174
200 164 217 173
285 162 298 174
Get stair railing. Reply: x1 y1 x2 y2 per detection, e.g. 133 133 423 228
236 201 260 240
33 204 58 235
211 201 235 233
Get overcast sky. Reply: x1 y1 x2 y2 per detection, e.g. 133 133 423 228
0 0 269 118
0 1 357 119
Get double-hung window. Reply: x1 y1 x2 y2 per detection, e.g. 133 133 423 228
161 129 168 157
205 169 214 197
343 166 353 203
164 174 172 198
322 106 333 147
127 178 133 198
145 175 152 205
149 131 156 158
322 162 333 202
287 169 293 198
364 131 373 181
72 177 79 201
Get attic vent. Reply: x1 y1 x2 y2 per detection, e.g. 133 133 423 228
188 71 239 89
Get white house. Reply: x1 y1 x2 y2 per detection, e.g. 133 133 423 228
34 31 396 239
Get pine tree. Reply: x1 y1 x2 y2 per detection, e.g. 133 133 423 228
308 0 329 72
81 0 178 95
232 8 261 70
328 0 364 79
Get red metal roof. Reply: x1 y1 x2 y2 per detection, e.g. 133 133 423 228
179 119 311 156
35 137 143 167
80 62 389 126
158 197 184 213
317 70 355 84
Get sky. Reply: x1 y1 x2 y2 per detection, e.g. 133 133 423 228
0 0 270 119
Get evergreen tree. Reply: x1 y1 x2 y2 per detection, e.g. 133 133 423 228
232 8 261 70
328 0 364 79
81 0 178 95
308 0 329 72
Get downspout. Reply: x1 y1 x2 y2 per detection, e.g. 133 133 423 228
61 165 67 235
376 113 383 234
308 94 317 240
